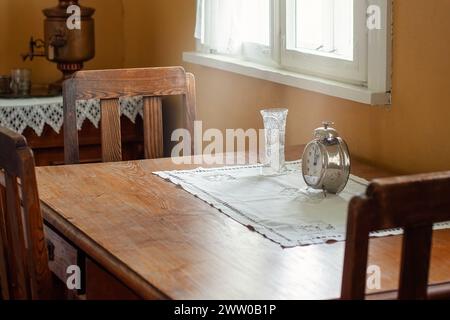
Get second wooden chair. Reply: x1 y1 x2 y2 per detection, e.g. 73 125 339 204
63 66 197 164
0 127 57 299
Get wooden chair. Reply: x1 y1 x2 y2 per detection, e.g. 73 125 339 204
0 127 54 299
63 66 197 164
341 172 450 300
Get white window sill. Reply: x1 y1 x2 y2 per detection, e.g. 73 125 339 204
183 52 391 106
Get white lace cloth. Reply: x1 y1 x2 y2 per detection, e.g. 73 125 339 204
0 96 144 136
154 160 450 248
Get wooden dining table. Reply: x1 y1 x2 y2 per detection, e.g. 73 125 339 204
35 145 450 300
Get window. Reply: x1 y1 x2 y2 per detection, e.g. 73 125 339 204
283 0 368 84
195 0 272 63
292 0 354 60
190 0 392 105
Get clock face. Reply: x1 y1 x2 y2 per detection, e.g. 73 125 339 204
302 142 325 187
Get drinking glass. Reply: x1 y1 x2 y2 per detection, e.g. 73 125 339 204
260 108 288 174
10 69 31 96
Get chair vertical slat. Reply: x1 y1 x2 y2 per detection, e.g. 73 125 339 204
4 173 30 299
63 79 80 165
341 198 372 300
398 224 433 300
184 73 197 155
0 179 10 300
17 149 53 299
101 99 122 162
143 97 164 159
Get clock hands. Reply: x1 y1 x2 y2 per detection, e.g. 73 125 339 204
313 147 320 166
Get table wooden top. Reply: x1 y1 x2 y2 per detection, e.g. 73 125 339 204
35 146 450 299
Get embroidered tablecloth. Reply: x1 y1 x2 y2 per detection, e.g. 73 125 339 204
0 96 144 136
154 160 450 248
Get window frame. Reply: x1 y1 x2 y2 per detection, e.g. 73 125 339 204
194 0 392 104
200 0 277 66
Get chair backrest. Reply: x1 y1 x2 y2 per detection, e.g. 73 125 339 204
63 66 197 164
341 172 450 300
0 127 53 299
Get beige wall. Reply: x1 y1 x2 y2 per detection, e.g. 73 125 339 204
2 0 450 174
0 0 125 84
122 0 450 175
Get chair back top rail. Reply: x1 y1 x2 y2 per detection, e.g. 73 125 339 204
68 67 189 100
368 172 450 229
0 128 26 175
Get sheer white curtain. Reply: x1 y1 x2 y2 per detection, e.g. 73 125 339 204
195 0 270 55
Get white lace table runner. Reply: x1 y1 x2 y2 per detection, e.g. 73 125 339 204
154 160 450 248
0 96 144 136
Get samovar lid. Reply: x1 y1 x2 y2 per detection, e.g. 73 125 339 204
43 0 95 18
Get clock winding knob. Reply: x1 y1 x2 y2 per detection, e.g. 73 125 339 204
322 121 335 129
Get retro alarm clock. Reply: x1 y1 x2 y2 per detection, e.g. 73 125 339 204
301 122 351 194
